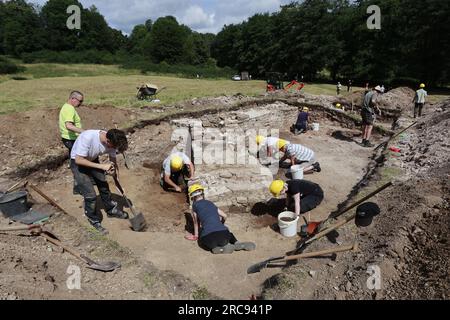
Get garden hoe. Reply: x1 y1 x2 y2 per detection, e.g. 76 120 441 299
247 243 358 274
113 176 147 232
0 225 120 272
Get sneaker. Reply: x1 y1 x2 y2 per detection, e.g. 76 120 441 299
313 162 322 172
234 242 256 251
212 243 235 254
92 222 109 235
364 140 374 148
107 204 129 219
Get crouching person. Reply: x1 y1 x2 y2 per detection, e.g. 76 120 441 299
71 129 129 235
185 184 256 254
269 179 324 218
160 152 195 192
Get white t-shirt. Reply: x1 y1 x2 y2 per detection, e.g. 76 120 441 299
162 152 191 175
264 137 290 149
70 130 117 161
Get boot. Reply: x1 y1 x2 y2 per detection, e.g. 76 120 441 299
312 162 322 172
364 140 374 148
107 201 129 219
212 243 235 254
91 221 109 235
234 242 256 251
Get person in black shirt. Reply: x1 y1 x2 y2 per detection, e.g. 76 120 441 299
185 184 256 254
269 179 324 218
293 107 310 135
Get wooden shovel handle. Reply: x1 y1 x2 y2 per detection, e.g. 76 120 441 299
40 232 86 263
277 243 357 263
29 185 69 215
0 225 42 232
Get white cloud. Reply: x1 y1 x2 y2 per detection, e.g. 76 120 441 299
28 0 293 34
180 5 215 31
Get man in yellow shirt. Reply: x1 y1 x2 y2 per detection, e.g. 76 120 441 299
59 91 85 152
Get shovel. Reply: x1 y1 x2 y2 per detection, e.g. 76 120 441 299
0 225 120 272
113 176 147 232
247 243 358 274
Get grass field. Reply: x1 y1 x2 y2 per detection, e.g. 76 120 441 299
0 63 447 114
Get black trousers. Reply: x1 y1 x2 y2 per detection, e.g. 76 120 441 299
200 230 238 250
414 103 424 118
62 138 75 152
70 159 115 224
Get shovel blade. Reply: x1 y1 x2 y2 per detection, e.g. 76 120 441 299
130 213 147 232
247 256 284 274
86 261 121 272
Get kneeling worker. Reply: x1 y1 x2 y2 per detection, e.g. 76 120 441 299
160 151 195 192
70 129 129 235
279 140 321 174
185 184 256 254
269 179 324 218
256 135 290 158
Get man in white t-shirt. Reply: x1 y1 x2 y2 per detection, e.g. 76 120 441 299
70 129 129 235
256 136 290 158
278 141 321 174
160 151 195 192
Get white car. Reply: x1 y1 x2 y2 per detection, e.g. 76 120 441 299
232 75 241 81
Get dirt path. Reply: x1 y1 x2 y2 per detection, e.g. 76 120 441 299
35 120 374 299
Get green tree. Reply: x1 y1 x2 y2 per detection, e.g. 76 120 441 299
1 0 43 56
149 16 188 64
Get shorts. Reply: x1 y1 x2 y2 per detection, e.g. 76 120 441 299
361 111 374 125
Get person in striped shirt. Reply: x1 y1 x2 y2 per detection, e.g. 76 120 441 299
278 140 321 174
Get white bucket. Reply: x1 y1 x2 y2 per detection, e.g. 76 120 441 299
278 211 299 237
312 123 320 131
290 165 304 180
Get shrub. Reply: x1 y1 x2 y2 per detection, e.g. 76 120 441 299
0 57 23 74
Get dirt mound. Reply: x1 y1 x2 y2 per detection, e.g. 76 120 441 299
0 105 134 177
376 87 415 112
400 99 450 173
0 211 199 300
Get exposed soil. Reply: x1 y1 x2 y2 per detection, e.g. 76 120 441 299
1 91 447 300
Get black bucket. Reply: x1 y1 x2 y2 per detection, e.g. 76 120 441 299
0 191 30 218
355 202 380 227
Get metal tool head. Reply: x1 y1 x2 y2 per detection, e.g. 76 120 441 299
130 213 147 232
82 255 121 272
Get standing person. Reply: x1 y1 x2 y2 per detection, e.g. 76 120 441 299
361 86 383 147
185 184 256 254
59 91 85 153
256 136 290 158
293 107 310 135
337 82 342 95
70 129 129 235
413 83 428 118
278 141 321 174
347 80 353 92
160 151 195 192
269 180 324 218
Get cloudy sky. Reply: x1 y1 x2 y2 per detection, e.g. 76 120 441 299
30 0 294 34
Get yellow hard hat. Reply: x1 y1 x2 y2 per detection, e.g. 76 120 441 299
303 107 309 112
170 155 183 171
336 103 341 108
269 180 285 197
420 83 425 88
256 135 265 145
188 184 204 197
277 139 288 150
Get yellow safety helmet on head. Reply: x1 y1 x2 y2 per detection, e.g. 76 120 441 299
303 107 309 112
188 184 204 197
269 180 285 197
420 83 425 88
277 139 288 150
256 135 265 145
170 155 183 171
336 103 341 108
